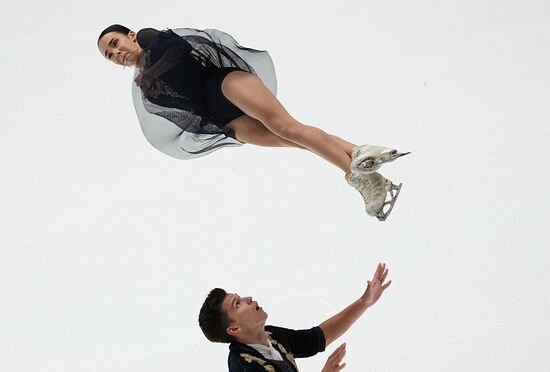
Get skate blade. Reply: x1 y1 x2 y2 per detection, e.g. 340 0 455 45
376 151 411 166
376 183 403 221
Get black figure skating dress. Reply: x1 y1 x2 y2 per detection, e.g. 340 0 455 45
132 28 277 159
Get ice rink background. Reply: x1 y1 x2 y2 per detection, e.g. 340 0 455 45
1 0 549 371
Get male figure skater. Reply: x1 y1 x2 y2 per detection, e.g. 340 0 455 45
199 263 391 371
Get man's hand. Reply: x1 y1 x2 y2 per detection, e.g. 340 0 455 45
321 343 346 372
319 262 392 346
360 263 391 308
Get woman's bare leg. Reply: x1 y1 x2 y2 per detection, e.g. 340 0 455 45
228 115 355 154
330 135 355 157
222 71 352 173
226 115 305 148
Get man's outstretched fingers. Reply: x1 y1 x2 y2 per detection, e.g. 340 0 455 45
322 343 347 371
373 263 382 281
381 267 389 283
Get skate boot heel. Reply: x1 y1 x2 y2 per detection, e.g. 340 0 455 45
346 172 402 221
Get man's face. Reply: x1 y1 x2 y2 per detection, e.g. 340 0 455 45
221 293 268 337
98 31 142 67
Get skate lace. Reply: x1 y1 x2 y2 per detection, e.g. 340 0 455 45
357 179 374 204
347 174 374 204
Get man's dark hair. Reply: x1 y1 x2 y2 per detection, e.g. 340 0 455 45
97 24 131 45
198 288 235 343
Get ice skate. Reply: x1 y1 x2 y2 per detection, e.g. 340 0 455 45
350 145 410 175
346 171 402 221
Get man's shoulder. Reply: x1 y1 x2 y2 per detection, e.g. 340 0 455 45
265 324 292 335
266 324 327 358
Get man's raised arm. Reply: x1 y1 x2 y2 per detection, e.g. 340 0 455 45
319 263 391 346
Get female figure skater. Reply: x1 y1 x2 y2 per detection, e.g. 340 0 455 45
97 25 409 220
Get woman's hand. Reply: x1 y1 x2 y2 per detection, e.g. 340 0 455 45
321 343 346 372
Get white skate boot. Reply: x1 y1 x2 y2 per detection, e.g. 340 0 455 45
350 145 410 175
346 171 402 221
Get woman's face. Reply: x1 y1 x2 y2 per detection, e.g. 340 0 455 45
98 31 142 67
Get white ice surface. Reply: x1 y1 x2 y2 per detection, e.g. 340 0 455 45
1 0 549 371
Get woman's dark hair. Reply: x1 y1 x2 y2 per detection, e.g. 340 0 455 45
198 288 235 343
97 24 131 45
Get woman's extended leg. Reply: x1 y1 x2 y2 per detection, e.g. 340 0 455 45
226 115 305 148
330 135 355 157
221 71 352 173
227 115 356 154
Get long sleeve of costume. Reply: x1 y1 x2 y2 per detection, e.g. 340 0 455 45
136 28 188 79
265 326 326 358
131 28 277 159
